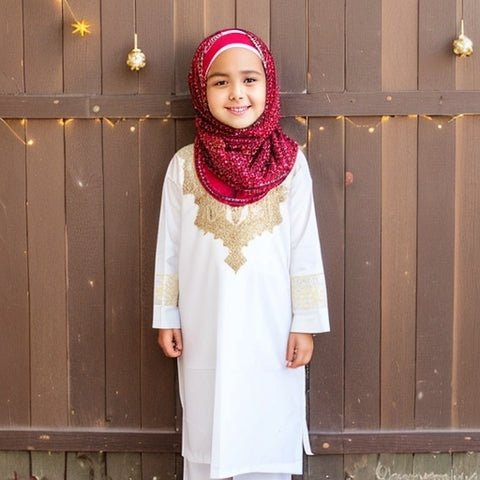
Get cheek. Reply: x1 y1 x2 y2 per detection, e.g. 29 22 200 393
256 88 267 112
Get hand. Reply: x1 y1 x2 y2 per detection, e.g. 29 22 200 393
157 328 183 358
286 332 314 368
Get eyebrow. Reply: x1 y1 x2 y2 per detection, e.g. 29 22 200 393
207 69 264 80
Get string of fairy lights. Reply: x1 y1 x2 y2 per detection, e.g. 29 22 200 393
0 115 472 148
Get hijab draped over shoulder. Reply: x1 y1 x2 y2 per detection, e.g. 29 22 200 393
188 28 298 206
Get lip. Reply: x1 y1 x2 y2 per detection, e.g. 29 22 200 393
226 106 250 115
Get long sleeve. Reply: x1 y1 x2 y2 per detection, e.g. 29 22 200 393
289 151 330 334
152 156 182 329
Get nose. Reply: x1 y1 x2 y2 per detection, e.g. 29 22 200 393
229 82 244 100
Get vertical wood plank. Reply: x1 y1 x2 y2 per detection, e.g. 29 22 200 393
205 0 235 34
308 117 345 432
382 0 418 90
416 116 455 428
65 119 106 427
137 0 175 94
141 453 177 480
236 0 270 41
453 452 480 479
307 117 345 478
452 116 480 427
0 0 24 93
380 116 417 429
455 0 480 90
174 0 205 95
413 453 452 477
139 119 177 430
344 454 378 480
271 0 307 93
23 0 63 93
104 117 142 478
308 0 345 93
102 0 137 94
0 120 30 426
418 0 456 90
0 451 30 480
345 0 382 91
176 119 196 151
66 452 106 480
63 0 102 93
344 117 381 430
103 119 141 428
27 119 68 426
31 451 66 480
106 452 141 480
280 117 307 149
377 454 413 480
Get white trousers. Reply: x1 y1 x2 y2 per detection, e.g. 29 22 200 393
184 461 292 480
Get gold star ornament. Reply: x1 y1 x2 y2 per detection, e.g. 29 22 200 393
72 19 91 37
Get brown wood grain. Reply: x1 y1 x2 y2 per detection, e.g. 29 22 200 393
139 119 178 430
308 0 345 93
63 0 102 94
101 0 137 94
418 0 456 90
0 120 30 426
452 116 480 427
271 0 307 93
65 119 105 427
344 117 382 430
415 116 455 428
0 0 24 93
27 119 68 427
4 91 480 119
205 0 235 34
236 0 270 41
380 116 417 429
346 0 382 92
137 0 175 95
23 0 63 94
308 117 345 433
174 0 204 95
382 0 418 90
306 116 346 480
103 119 141 428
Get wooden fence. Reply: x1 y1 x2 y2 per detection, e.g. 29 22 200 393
1 0 480 479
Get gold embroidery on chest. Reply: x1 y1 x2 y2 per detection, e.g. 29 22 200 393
183 153 287 273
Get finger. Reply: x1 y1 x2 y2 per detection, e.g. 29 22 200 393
289 347 312 368
158 330 182 358
286 337 297 367
172 329 183 353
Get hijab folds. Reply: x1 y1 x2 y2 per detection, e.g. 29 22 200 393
188 29 298 206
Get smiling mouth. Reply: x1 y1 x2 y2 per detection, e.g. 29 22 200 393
227 106 250 115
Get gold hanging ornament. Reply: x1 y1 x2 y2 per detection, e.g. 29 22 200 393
453 19 473 57
126 33 147 71
63 0 91 37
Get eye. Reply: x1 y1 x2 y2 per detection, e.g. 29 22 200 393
245 77 257 84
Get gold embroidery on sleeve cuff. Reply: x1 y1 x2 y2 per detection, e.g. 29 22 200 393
291 274 327 310
155 274 179 306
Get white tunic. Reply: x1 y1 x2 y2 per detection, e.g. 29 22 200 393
153 144 329 479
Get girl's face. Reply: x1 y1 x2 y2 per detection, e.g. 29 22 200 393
206 48 266 129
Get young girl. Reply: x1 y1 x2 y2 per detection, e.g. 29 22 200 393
153 29 330 480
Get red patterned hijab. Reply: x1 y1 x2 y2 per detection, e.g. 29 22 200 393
188 29 298 206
